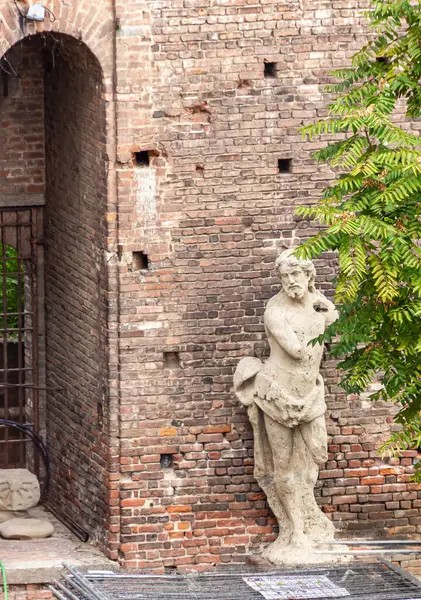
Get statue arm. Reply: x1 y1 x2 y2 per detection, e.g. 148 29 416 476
264 308 303 360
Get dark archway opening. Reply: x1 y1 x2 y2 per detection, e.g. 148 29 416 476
0 33 109 548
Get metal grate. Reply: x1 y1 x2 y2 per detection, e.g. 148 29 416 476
51 561 421 600
0 207 39 469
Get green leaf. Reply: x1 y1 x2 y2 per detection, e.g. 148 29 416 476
296 0 421 470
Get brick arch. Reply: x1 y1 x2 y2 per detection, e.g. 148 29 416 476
0 4 120 557
0 0 114 76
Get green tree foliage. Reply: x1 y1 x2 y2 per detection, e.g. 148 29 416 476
296 0 421 475
0 244 21 335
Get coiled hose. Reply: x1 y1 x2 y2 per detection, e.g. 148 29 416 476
0 420 50 494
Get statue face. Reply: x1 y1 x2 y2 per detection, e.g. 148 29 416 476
280 264 310 300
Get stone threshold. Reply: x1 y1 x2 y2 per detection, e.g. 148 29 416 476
0 505 118 585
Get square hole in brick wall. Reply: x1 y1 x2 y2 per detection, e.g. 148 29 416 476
160 454 173 469
132 251 149 270
134 151 150 167
278 158 292 173
164 351 180 369
264 62 277 78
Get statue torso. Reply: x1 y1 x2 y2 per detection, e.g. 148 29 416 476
264 293 326 380
255 293 327 427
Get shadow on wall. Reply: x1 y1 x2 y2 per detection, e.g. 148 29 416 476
0 32 110 550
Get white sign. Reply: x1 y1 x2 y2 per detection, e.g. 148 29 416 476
243 575 350 599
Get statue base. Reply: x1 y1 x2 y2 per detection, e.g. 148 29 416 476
259 538 352 567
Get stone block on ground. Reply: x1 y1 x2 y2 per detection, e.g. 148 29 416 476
0 518 54 540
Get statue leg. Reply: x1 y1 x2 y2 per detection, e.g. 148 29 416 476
263 413 307 548
299 415 328 466
298 416 334 541
248 405 288 533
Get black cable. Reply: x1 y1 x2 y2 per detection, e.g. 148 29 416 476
44 7 56 22
0 419 50 494
0 421 91 542
4 420 49 482
13 0 25 18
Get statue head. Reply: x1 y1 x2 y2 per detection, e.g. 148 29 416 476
275 249 316 300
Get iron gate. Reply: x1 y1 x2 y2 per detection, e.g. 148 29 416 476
0 207 41 471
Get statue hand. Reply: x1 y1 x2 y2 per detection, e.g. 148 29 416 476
294 343 313 363
313 295 331 313
312 293 338 325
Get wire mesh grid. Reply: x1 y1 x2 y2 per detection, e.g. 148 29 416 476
50 561 421 600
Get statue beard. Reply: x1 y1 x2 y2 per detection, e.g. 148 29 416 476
285 286 306 300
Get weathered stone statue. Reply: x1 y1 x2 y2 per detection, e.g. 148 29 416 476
234 249 338 565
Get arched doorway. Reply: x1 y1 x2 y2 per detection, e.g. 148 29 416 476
0 33 109 546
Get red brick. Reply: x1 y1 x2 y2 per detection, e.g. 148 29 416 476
1 0 420 577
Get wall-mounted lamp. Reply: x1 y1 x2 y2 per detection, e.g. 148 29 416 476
26 3 45 20
13 0 55 23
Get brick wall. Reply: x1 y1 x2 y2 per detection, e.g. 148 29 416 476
0 37 45 205
319 378 420 540
113 0 421 570
43 35 110 546
0 0 421 574
3 585 53 600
